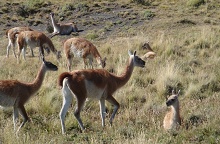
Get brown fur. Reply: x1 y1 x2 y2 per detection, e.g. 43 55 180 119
163 90 181 131
50 12 78 38
141 42 156 60
0 59 58 133
5 27 33 58
58 50 145 133
63 37 106 71
16 30 61 61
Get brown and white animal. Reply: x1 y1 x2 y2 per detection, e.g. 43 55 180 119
58 50 145 134
50 12 78 38
16 30 61 62
0 58 58 133
163 90 181 131
63 37 106 71
5 27 34 58
141 42 156 60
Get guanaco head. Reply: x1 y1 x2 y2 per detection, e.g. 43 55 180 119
128 50 145 68
42 57 58 71
165 90 181 107
50 12 54 17
142 41 154 51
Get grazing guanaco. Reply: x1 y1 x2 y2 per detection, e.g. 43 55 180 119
163 90 181 131
58 50 145 134
141 42 156 59
5 27 33 58
63 37 106 71
16 30 61 62
0 58 58 133
50 12 78 38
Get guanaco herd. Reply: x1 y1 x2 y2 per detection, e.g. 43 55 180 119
0 12 182 135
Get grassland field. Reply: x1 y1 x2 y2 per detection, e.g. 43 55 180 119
0 0 220 143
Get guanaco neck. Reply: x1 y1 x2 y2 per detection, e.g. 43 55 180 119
170 102 181 123
114 57 134 88
92 49 102 64
50 14 59 31
27 64 47 95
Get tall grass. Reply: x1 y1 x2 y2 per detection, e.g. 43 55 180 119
0 0 220 143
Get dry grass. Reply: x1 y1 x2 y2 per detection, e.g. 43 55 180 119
0 0 220 143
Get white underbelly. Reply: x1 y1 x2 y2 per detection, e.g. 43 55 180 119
0 93 16 107
85 80 106 100
71 46 84 58
25 38 39 48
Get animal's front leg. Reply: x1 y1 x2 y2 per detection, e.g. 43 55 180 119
39 46 45 60
89 58 94 69
13 107 19 132
99 98 106 127
16 105 29 133
83 58 88 69
106 96 120 126
50 32 59 38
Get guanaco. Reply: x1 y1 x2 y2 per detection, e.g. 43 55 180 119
49 12 78 38
58 50 145 134
0 58 58 133
163 90 181 131
16 30 61 62
63 37 106 71
141 42 156 59
5 27 33 58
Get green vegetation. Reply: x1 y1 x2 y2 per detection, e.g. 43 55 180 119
0 0 220 143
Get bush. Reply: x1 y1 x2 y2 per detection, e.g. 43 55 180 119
187 0 205 7
130 0 150 6
143 10 155 20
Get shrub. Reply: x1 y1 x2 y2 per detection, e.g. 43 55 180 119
86 32 99 40
130 0 150 6
143 10 155 20
187 0 205 7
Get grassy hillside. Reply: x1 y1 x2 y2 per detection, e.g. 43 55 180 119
0 0 220 143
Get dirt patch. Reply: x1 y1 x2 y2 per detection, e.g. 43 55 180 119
0 1 154 40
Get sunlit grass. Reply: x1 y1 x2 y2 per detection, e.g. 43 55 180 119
0 0 220 143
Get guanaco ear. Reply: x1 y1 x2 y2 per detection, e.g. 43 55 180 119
41 56 45 63
177 90 181 97
133 51 136 56
128 50 133 56
172 89 175 95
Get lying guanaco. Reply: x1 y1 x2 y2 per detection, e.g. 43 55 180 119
50 12 78 38
163 90 181 131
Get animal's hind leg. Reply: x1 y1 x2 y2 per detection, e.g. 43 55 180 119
67 57 73 72
6 41 13 58
59 81 73 134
